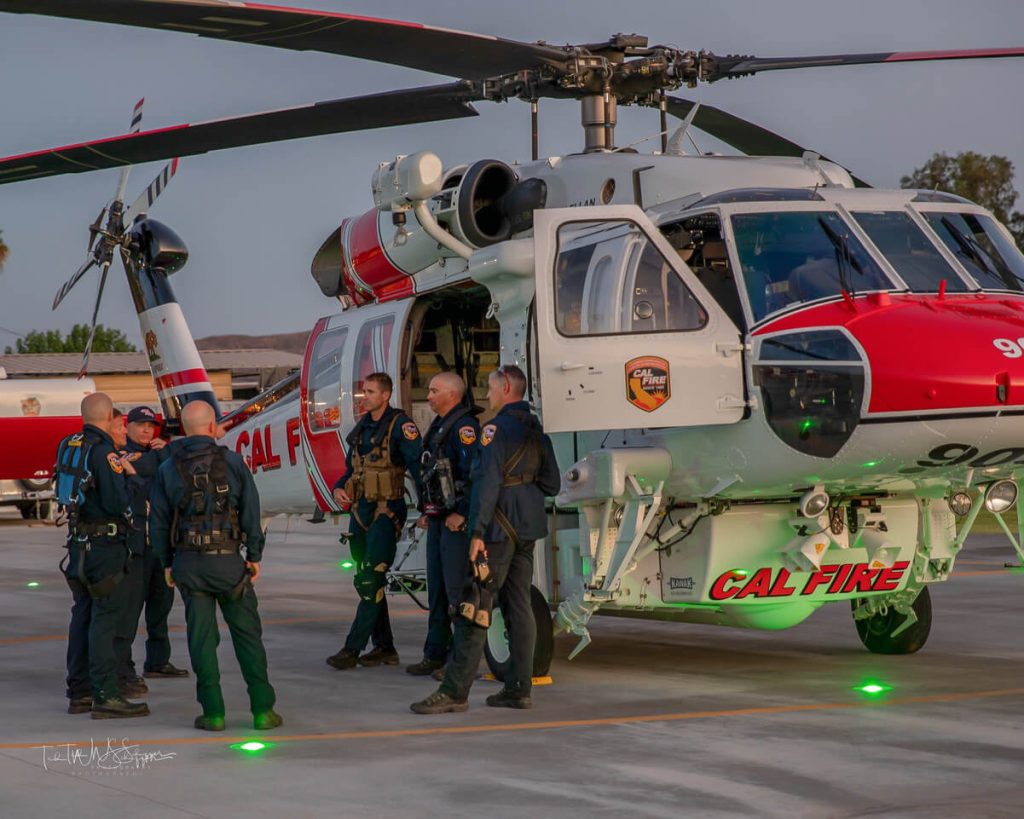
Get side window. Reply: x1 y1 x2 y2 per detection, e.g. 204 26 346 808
307 327 348 433
554 220 707 337
351 316 395 423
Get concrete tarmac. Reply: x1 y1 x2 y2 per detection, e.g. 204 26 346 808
1 510 1022 819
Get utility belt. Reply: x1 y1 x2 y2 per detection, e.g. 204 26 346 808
70 518 129 539
175 528 242 554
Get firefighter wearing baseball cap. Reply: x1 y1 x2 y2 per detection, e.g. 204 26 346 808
117 406 190 681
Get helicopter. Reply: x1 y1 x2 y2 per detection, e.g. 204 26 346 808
3 1 1024 677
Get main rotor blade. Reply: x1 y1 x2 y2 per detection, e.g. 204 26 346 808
0 1 568 80
661 96 869 186
113 97 146 204
707 46 1024 82
124 157 179 225
52 256 97 311
0 84 479 185
78 260 112 378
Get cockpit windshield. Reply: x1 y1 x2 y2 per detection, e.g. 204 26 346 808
850 211 969 292
730 211 892 322
921 211 1024 292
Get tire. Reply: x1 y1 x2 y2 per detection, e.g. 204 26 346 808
484 585 554 681
18 500 52 520
852 585 932 655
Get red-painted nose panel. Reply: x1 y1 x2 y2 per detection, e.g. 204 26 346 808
755 293 1024 414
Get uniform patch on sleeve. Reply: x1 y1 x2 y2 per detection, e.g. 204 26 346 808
458 426 477 445
481 424 497 447
106 452 124 474
402 421 420 441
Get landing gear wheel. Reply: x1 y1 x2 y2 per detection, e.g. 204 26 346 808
484 585 554 681
852 585 932 655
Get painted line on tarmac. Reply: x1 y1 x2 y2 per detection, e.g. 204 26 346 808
2 687 1022 751
0 611 422 647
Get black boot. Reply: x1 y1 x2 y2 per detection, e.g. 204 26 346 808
67 695 93 715
326 648 359 670
358 646 400 667
91 696 150 719
405 658 445 676
194 714 226 731
253 710 284 730
485 688 533 709
144 663 190 678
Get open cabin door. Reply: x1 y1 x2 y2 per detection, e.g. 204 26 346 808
533 206 746 433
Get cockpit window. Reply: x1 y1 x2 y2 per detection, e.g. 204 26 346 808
851 211 968 292
554 220 707 337
730 211 892 322
921 211 1024 292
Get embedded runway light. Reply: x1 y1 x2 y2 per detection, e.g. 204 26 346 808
230 741 273 754
855 681 893 696
25 581 40 588
984 480 1018 514
949 491 973 517
798 486 830 518
338 560 355 571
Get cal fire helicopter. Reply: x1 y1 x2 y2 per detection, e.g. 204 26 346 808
4 2 1024 674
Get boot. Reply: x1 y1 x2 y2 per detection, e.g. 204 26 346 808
253 710 284 730
405 658 445 676
67 695 93 715
194 714 226 731
358 646 400 667
326 648 359 670
485 688 532 709
91 696 150 719
410 690 468 715
145 663 190 678
120 676 149 698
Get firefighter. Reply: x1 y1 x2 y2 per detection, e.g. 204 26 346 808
328 372 423 670
58 392 149 719
150 400 281 731
406 372 480 676
412 364 560 714
118 406 189 682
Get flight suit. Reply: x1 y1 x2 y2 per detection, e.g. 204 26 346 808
439 400 560 701
150 436 275 720
419 406 480 664
63 424 135 704
333 407 423 656
115 438 178 682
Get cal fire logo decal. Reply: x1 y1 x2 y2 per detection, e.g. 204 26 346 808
625 356 671 412
709 562 911 600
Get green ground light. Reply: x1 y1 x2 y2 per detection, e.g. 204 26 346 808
338 560 355 571
862 461 881 468
230 741 273 753
855 681 893 696
25 581 40 588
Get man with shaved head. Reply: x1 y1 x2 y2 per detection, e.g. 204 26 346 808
58 392 149 719
150 400 281 732
406 372 480 677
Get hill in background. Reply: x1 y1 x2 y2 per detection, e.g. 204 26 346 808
196 331 309 356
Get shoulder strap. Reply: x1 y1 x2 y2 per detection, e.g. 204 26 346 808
431 406 473 454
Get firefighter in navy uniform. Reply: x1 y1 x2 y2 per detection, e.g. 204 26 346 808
412 364 560 714
328 372 423 670
118 406 189 683
59 393 150 719
406 372 480 676
150 400 281 732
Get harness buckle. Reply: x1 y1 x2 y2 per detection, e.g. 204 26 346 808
105 523 118 537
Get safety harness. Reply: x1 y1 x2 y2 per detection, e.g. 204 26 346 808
55 433 130 598
344 408 407 530
170 443 242 554
492 410 545 548
420 405 473 517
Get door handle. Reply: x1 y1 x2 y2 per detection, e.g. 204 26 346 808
559 361 586 371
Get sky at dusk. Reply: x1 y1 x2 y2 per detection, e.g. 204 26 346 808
0 0 1022 348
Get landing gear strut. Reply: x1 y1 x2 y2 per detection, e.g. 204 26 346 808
852 585 932 655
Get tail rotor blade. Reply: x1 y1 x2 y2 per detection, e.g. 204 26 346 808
52 256 97 311
124 157 179 225
78 260 111 378
113 98 145 205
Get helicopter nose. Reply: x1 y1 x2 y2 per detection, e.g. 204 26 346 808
852 294 1024 417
